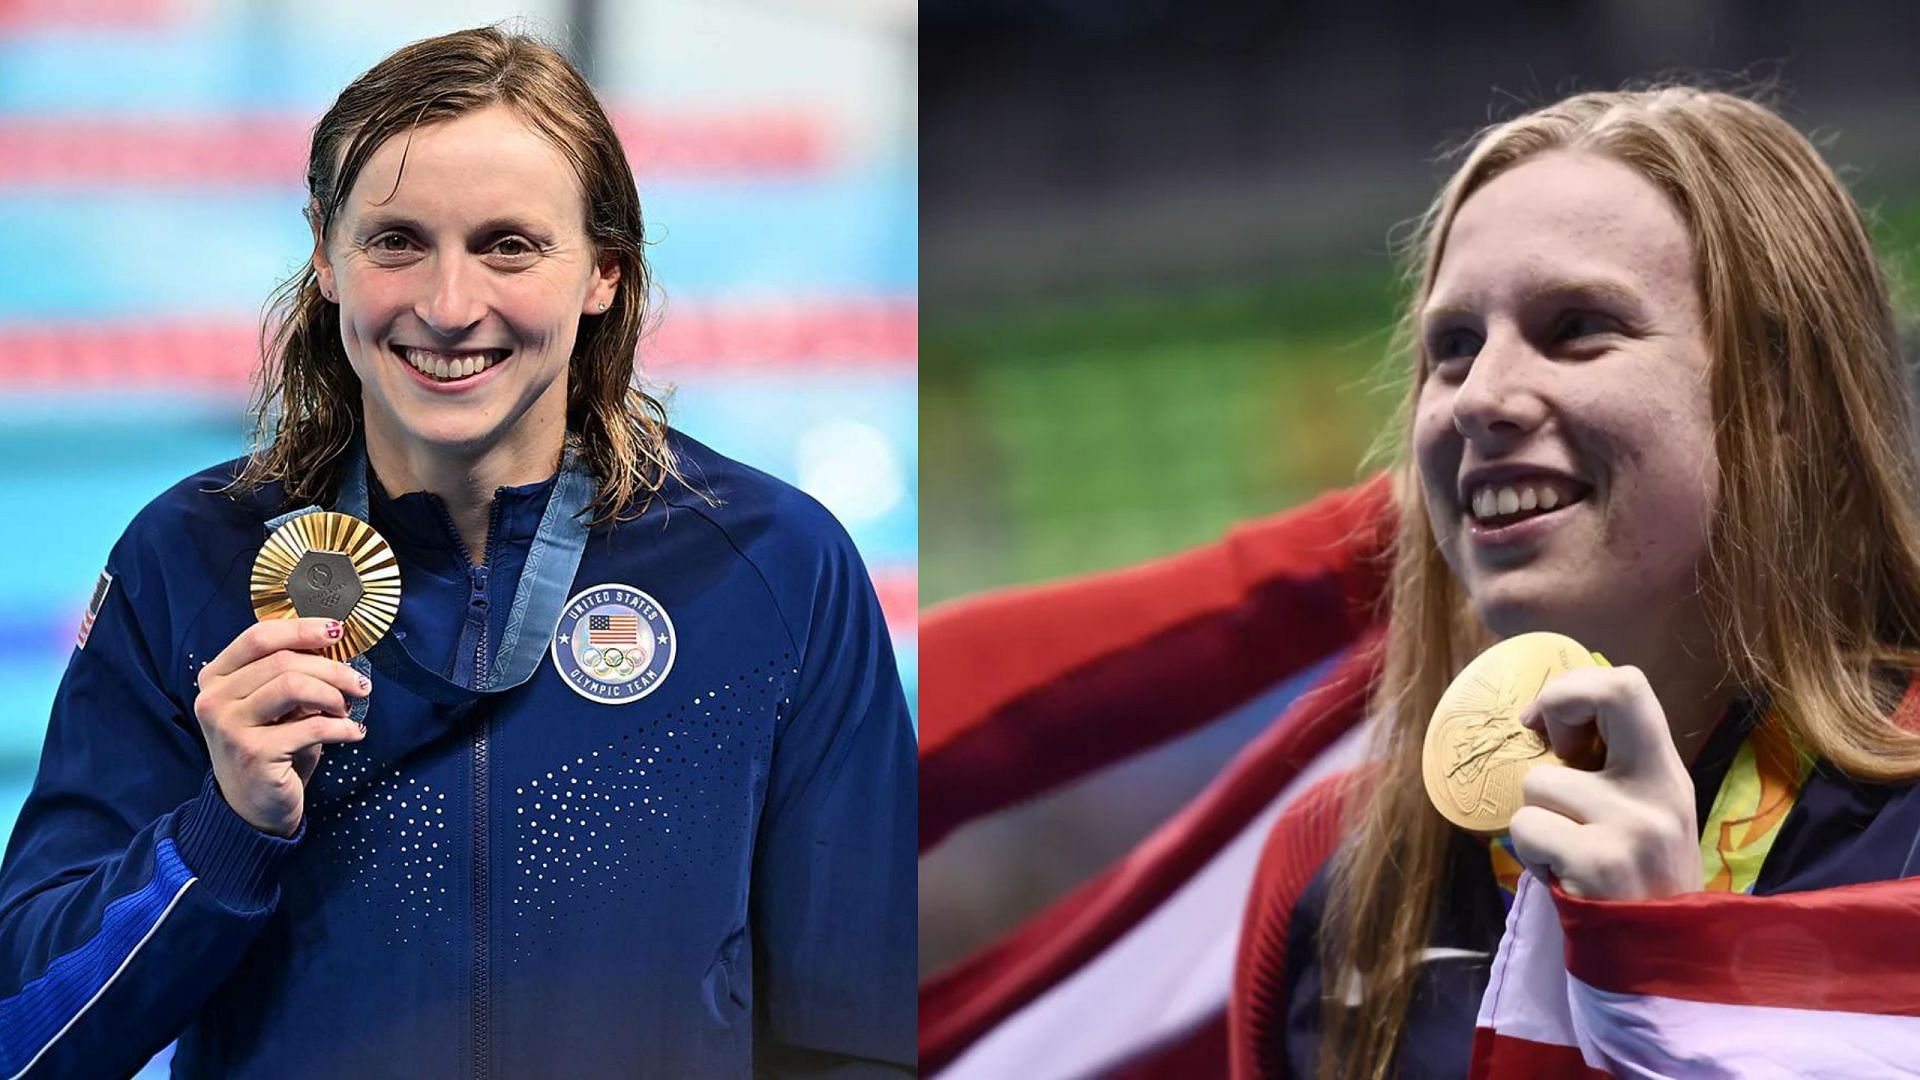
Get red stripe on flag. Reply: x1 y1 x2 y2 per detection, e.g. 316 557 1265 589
918 633 1383 1074
0 303 915 390
1554 876 1920 1017
0 111 827 184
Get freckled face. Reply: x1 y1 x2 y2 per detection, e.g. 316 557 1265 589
1412 150 1719 654
311 104 618 458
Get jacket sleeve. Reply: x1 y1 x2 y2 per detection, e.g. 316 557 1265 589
751 510 916 1079
0 514 306 1077
920 472 1397 850
1230 773 1355 1080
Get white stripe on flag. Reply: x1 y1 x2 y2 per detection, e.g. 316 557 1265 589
1569 975 1920 1078
939 725 1365 1080
1476 873 1606 1068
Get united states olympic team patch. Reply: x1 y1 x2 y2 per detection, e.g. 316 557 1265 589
551 584 676 704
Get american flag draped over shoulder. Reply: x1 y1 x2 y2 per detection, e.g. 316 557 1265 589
1471 872 1920 1077
919 476 1397 1077
921 472 1920 1079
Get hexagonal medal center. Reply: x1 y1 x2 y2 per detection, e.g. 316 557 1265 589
286 550 364 621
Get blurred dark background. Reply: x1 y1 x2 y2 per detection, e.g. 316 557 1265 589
920 0 1920 979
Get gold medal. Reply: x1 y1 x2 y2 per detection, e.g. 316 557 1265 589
250 512 401 663
1422 631 1607 834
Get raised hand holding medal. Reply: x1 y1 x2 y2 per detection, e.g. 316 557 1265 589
1423 631 1702 901
189 512 399 838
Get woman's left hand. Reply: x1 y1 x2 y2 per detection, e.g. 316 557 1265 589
1507 665 1701 901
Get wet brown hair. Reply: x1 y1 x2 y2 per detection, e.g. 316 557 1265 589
222 25 685 524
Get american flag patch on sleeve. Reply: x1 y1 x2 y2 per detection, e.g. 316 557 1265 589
76 568 113 650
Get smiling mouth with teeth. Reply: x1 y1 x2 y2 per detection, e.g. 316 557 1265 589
398 346 510 383
1467 479 1591 528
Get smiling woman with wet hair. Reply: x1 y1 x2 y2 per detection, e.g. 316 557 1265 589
235 25 674 548
0 26 913 1078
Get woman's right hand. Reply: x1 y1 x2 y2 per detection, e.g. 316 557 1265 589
193 617 371 838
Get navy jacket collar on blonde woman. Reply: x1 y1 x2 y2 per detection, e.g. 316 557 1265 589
0 430 916 1078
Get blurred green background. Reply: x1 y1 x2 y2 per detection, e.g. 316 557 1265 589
923 264 1403 604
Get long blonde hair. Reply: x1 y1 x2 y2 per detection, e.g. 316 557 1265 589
221 25 686 525
1320 86 1920 1078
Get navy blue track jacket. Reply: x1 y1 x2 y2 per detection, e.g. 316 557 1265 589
0 431 917 1077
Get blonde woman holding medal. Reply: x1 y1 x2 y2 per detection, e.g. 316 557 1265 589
920 85 1920 1080
1229 88 1920 1078
0 27 913 1078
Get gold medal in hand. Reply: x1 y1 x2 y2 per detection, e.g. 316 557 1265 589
1422 631 1610 834
250 512 401 663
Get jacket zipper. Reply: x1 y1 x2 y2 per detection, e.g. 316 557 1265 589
471 594 491 1080
440 494 506 1080
470 687 487 1076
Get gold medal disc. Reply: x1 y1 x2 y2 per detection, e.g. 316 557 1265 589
250 512 401 663
1422 631 1604 834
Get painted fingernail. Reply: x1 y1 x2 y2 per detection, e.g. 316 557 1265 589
357 674 370 691
326 620 343 639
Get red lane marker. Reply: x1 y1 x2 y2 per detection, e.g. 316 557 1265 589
0 299 916 388
0 0 179 33
0 111 829 186
873 568 918 640
649 298 918 369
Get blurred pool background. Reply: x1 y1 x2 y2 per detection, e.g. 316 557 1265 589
920 0 1920 985
0 1 912 1071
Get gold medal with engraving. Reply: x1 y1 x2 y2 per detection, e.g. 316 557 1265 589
250 512 401 663
1422 631 1608 834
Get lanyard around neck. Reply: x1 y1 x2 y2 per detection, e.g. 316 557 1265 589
263 432 597 706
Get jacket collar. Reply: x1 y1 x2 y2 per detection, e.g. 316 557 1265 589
367 468 560 563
